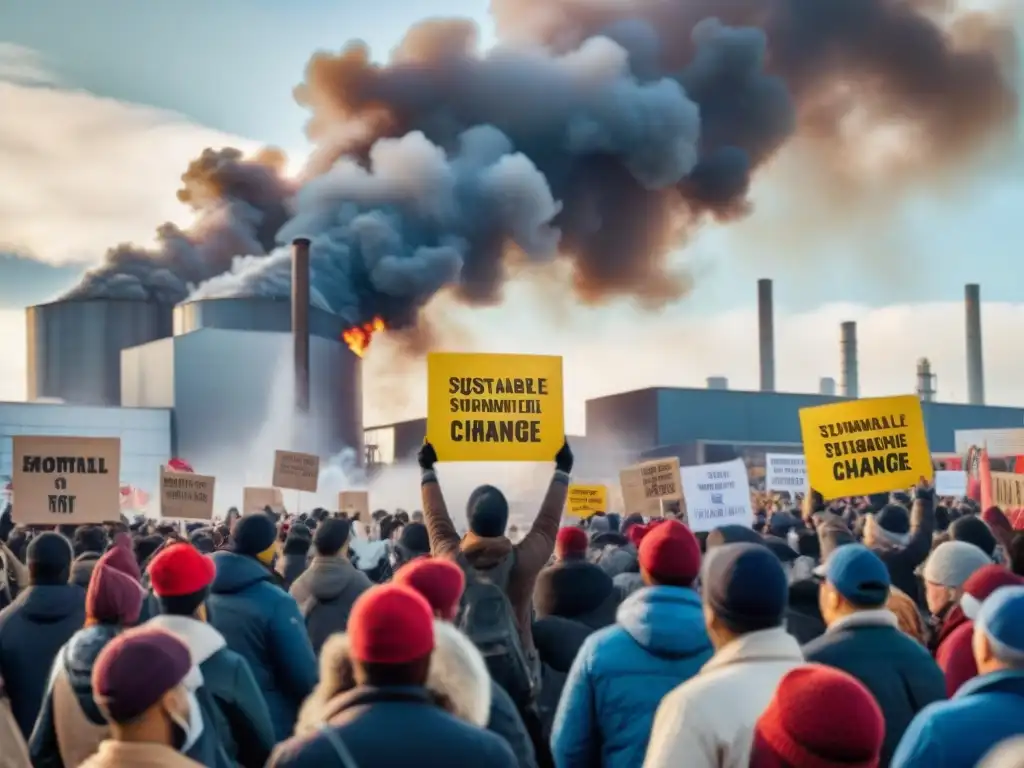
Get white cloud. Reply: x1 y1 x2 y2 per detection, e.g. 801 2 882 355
0 55 260 266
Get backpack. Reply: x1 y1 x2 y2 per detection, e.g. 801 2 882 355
455 551 536 706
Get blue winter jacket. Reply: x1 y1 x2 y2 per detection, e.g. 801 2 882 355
892 668 1024 768
550 585 714 768
207 551 318 741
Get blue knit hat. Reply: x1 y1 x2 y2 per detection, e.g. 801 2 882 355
466 485 508 538
702 542 788 634
976 585 1024 663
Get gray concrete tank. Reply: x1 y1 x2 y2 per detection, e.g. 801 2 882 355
26 299 173 405
173 297 346 341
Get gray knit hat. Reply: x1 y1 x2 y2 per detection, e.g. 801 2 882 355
922 541 991 588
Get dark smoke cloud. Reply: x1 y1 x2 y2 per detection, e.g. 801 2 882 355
78 0 1018 332
62 148 293 303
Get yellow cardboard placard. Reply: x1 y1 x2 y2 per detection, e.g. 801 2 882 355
566 484 607 519
426 352 564 462
799 394 932 500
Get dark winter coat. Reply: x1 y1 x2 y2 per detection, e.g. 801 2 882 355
786 578 827 644
870 491 936 606
533 559 620 631
288 556 371 655
207 551 318 741
0 584 85 738
803 610 946 765
531 615 592 740
268 686 519 768
275 554 308 592
69 554 100 591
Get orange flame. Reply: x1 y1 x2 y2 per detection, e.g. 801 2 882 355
342 316 386 357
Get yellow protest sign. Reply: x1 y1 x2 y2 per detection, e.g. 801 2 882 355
991 472 1024 509
566 485 607 518
426 352 564 462
799 394 932 500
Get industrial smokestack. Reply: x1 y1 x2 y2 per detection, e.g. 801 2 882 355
757 278 775 392
965 283 985 405
292 238 311 415
819 377 836 396
840 321 859 399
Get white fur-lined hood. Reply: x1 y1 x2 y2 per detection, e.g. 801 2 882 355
295 620 492 737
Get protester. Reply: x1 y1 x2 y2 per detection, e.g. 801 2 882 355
803 544 945 763
70 527 108 590
0 672 30 768
269 584 519 767
863 484 935 604
0 532 85 739
390 522 431 572
948 515 998 559
886 586 928 645
749 664 886 768
276 530 311 590
643 542 802 768
893 586 1024 766
29 542 146 768
207 512 318 741
78 627 204 768
393 557 538 768
533 526 620 631
289 517 371 656
922 540 992 654
552 520 711 768
146 542 276 768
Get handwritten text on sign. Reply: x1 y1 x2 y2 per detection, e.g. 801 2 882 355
272 450 320 493
160 467 215 520
566 484 607 518
799 394 932 500
765 453 808 493
426 352 564 462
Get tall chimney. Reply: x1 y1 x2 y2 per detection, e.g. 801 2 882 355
292 238 311 415
840 321 859 398
965 283 985 405
757 278 775 392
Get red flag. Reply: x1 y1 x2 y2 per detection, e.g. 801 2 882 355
1015 456 1024 474
167 458 194 473
945 457 963 471
980 447 993 512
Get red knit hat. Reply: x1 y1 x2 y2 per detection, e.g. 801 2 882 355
752 665 884 768
960 564 1024 620
555 527 588 560
638 519 700 586
147 543 216 598
393 557 465 621
348 585 434 664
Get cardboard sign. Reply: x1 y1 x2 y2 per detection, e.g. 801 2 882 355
620 457 682 514
338 491 370 519
11 436 121 525
426 352 564 462
991 472 1024 509
159 467 215 520
680 459 754 533
272 450 320 492
243 487 283 514
566 484 607 519
799 394 932 501
934 470 968 498
764 453 808 493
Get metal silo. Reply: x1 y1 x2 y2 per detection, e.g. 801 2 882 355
26 299 173 405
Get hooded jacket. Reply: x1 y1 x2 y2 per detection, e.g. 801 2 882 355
533 559 620 631
288 556 371 655
70 553 101 590
552 586 714 768
206 551 318 741
869 490 936 606
147 615 276 768
532 614 592 739
296 622 537 768
421 469 569 654
0 583 85 738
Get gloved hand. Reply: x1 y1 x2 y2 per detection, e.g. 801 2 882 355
555 439 574 474
418 441 438 471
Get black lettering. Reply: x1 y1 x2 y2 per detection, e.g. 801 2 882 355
449 420 543 443
538 378 548 396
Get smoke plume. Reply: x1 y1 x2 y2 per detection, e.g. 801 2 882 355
71 1 1018 330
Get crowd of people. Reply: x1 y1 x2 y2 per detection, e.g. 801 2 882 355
0 438 1022 767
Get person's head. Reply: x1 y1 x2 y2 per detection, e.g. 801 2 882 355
133 535 163 568
282 533 311 558
701 542 788 650
949 515 998 558
147 543 216 619
922 540 992 615
392 522 430 569
73 525 108 557
392 557 465 621
86 548 144 626
638 520 701 588
465 485 508 538
27 531 73 586
347 585 435 687
313 517 352 558
92 626 198 751
959 565 1024 621
972 586 1024 676
1009 532 1024 578
818 544 890 626
229 512 278 566
554 527 589 562
864 504 910 548
750 664 884 768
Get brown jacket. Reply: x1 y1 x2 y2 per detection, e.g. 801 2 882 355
79 740 204 768
0 682 30 768
51 665 109 767
421 470 569 652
